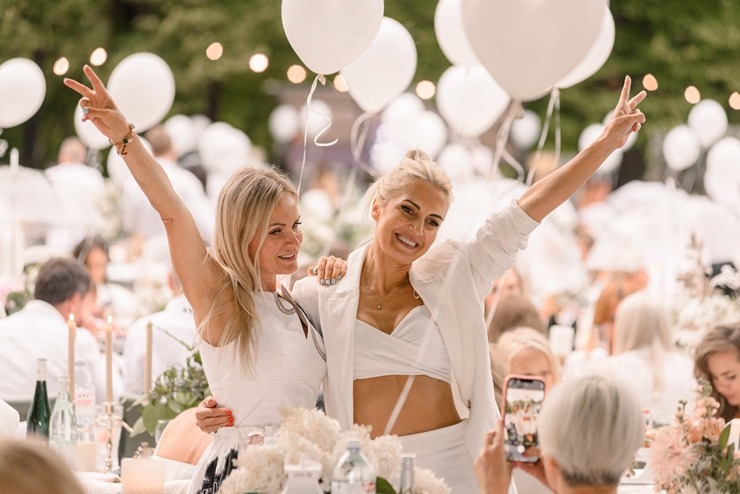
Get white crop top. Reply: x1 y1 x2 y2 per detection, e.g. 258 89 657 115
353 305 451 383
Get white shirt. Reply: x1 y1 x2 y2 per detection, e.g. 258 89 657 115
0 300 103 401
122 158 214 242
123 295 198 397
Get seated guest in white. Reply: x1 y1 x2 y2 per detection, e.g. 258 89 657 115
0 399 20 438
123 265 197 397
0 258 102 401
592 290 694 424
122 125 214 246
475 375 645 494
44 137 106 253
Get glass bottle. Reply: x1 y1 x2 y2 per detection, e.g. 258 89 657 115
49 375 78 467
399 454 415 494
331 439 376 493
280 461 324 494
73 360 97 470
27 358 51 439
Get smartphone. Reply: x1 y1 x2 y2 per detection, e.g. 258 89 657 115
502 375 546 463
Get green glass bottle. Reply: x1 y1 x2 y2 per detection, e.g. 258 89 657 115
27 358 51 439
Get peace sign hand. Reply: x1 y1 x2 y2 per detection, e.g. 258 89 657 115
64 65 131 144
603 75 647 149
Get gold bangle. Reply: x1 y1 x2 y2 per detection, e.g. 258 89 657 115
111 123 136 156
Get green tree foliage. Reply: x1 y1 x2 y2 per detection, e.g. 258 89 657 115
0 0 737 171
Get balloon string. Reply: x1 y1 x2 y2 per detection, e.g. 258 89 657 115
349 111 378 177
526 87 560 186
489 103 518 180
298 74 338 194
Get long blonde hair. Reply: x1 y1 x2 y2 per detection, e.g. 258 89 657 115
203 166 297 363
613 291 674 398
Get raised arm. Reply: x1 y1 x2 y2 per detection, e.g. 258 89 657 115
517 76 647 222
64 66 220 330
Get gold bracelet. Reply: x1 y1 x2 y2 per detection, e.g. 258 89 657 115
111 123 136 156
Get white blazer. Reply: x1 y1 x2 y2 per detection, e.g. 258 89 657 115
293 201 539 460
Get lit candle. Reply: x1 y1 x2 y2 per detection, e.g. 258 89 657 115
105 316 113 403
144 320 153 393
67 314 76 396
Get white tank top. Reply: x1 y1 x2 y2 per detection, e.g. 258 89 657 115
198 290 326 427
353 305 451 383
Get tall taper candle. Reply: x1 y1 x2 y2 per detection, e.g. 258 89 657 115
67 314 76 396
105 316 113 403
144 320 153 393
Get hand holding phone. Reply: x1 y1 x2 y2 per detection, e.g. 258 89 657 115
502 375 546 463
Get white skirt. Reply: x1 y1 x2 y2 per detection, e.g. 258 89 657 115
399 420 479 493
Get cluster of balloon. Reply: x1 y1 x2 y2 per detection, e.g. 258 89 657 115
662 98 730 173
0 58 46 129
76 52 176 151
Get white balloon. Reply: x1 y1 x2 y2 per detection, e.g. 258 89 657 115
300 100 334 140
557 8 615 89
434 0 480 67
370 139 405 175
0 58 46 128
268 104 300 144
381 93 424 134
281 0 384 75
341 17 417 113
108 52 176 132
405 111 448 158
688 99 728 148
437 143 475 182
74 105 110 150
704 136 740 205
107 137 151 186
461 0 604 101
164 114 198 156
662 125 702 172
198 122 251 174
510 110 541 150
436 65 510 138
579 123 622 174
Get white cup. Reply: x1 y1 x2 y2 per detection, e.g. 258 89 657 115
121 458 166 494
75 441 97 471
549 325 575 357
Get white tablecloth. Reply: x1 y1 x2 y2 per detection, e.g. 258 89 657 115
78 478 190 494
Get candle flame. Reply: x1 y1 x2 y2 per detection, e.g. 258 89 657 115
106 315 113 325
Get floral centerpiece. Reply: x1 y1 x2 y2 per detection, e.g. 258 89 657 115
650 380 740 493
220 408 450 494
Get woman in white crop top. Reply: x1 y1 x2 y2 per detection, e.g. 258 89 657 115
197 77 646 492
65 67 345 494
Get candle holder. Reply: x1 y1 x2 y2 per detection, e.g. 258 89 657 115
94 402 128 473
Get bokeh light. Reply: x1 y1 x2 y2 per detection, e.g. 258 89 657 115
684 86 701 104
206 42 223 61
249 53 269 73
90 48 107 66
53 57 70 76
333 74 349 92
416 80 436 100
287 64 307 84
729 92 740 110
642 74 658 91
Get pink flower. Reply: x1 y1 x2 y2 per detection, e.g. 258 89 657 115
650 426 699 488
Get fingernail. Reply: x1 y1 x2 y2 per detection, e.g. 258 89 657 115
331 279 336 285
337 274 342 281
225 409 232 416
320 279 325 285
82 107 89 115
312 267 318 275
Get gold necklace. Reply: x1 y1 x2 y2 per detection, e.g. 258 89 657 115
360 279 419 310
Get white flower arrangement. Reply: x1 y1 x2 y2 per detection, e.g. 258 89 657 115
219 408 450 494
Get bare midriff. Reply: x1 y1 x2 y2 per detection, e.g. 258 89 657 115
353 374 461 438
